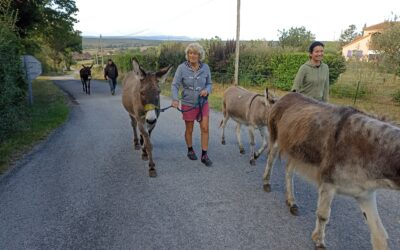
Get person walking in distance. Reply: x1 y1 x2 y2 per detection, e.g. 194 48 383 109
104 59 119 95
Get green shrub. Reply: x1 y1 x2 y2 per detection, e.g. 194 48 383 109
392 89 400 103
267 52 347 91
233 47 274 86
324 53 346 84
0 23 27 142
269 53 308 90
157 42 185 71
112 48 158 73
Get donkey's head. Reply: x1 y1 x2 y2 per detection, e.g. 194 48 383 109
80 64 93 80
132 59 172 124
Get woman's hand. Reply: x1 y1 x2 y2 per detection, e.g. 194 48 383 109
171 100 179 108
200 90 208 97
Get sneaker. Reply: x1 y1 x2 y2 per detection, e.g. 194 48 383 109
201 154 213 167
187 150 198 160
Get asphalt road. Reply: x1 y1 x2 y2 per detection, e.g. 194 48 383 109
0 78 399 250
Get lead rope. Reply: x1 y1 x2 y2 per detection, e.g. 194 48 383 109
159 95 208 122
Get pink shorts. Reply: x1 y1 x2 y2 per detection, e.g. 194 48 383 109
181 102 209 121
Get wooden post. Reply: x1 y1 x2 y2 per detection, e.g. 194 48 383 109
234 0 241 86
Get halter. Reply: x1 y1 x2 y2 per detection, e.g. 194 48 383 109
246 93 264 121
144 104 158 112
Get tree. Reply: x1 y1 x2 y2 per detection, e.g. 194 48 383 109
339 24 360 47
278 26 315 51
370 21 400 75
8 0 81 71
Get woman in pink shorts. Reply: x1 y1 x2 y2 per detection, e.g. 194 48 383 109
171 43 213 166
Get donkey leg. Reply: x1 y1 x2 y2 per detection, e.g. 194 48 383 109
81 79 85 92
356 192 388 250
85 81 88 94
248 127 256 166
130 116 141 150
254 127 268 159
236 123 245 154
220 116 229 145
140 135 148 161
285 160 299 215
263 143 278 192
312 183 336 249
87 80 91 95
138 124 156 177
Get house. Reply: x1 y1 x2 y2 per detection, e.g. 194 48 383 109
342 21 398 61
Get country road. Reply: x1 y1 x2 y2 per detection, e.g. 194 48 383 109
0 78 399 250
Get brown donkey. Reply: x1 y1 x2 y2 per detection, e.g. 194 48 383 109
220 86 277 165
122 59 172 177
263 92 400 250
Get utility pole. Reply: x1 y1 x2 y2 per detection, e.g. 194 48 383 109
100 34 104 66
95 35 99 65
234 0 241 86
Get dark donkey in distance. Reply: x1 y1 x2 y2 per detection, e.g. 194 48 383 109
122 59 172 177
80 64 93 95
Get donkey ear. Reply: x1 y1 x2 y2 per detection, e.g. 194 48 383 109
264 87 277 105
89 63 94 69
132 59 146 79
82 64 86 68
156 65 173 84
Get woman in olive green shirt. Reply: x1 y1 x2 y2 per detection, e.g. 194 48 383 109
292 41 329 102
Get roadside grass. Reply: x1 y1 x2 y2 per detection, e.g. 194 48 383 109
0 80 69 174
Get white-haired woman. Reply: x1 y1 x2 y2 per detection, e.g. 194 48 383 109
171 43 213 166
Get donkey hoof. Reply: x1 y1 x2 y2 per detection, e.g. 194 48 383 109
254 153 260 160
221 139 226 145
250 159 256 166
149 169 157 177
134 144 141 150
290 204 299 216
263 184 271 192
239 149 245 154
141 154 149 161
315 244 326 250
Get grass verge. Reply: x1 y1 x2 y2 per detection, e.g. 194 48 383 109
0 80 69 174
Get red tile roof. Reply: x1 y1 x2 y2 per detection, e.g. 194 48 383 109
364 21 400 31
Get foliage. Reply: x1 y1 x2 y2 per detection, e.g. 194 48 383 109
111 48 160 74
0 80 69 173
201 38 236 74
0 22 27 142
392 90 400 103
226 46 276 86
0 0 17 31
370 21 400 75
330 82 367 99
269 53 308 90
339 24 360 47
324 53 347 84
278 26 315 51
157 42 185 70
9 0 81 71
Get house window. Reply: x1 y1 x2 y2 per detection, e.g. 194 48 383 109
352 50 363 59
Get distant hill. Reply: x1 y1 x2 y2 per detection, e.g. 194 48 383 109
82 35 196 50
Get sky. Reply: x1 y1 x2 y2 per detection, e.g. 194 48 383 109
74 0 399 41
